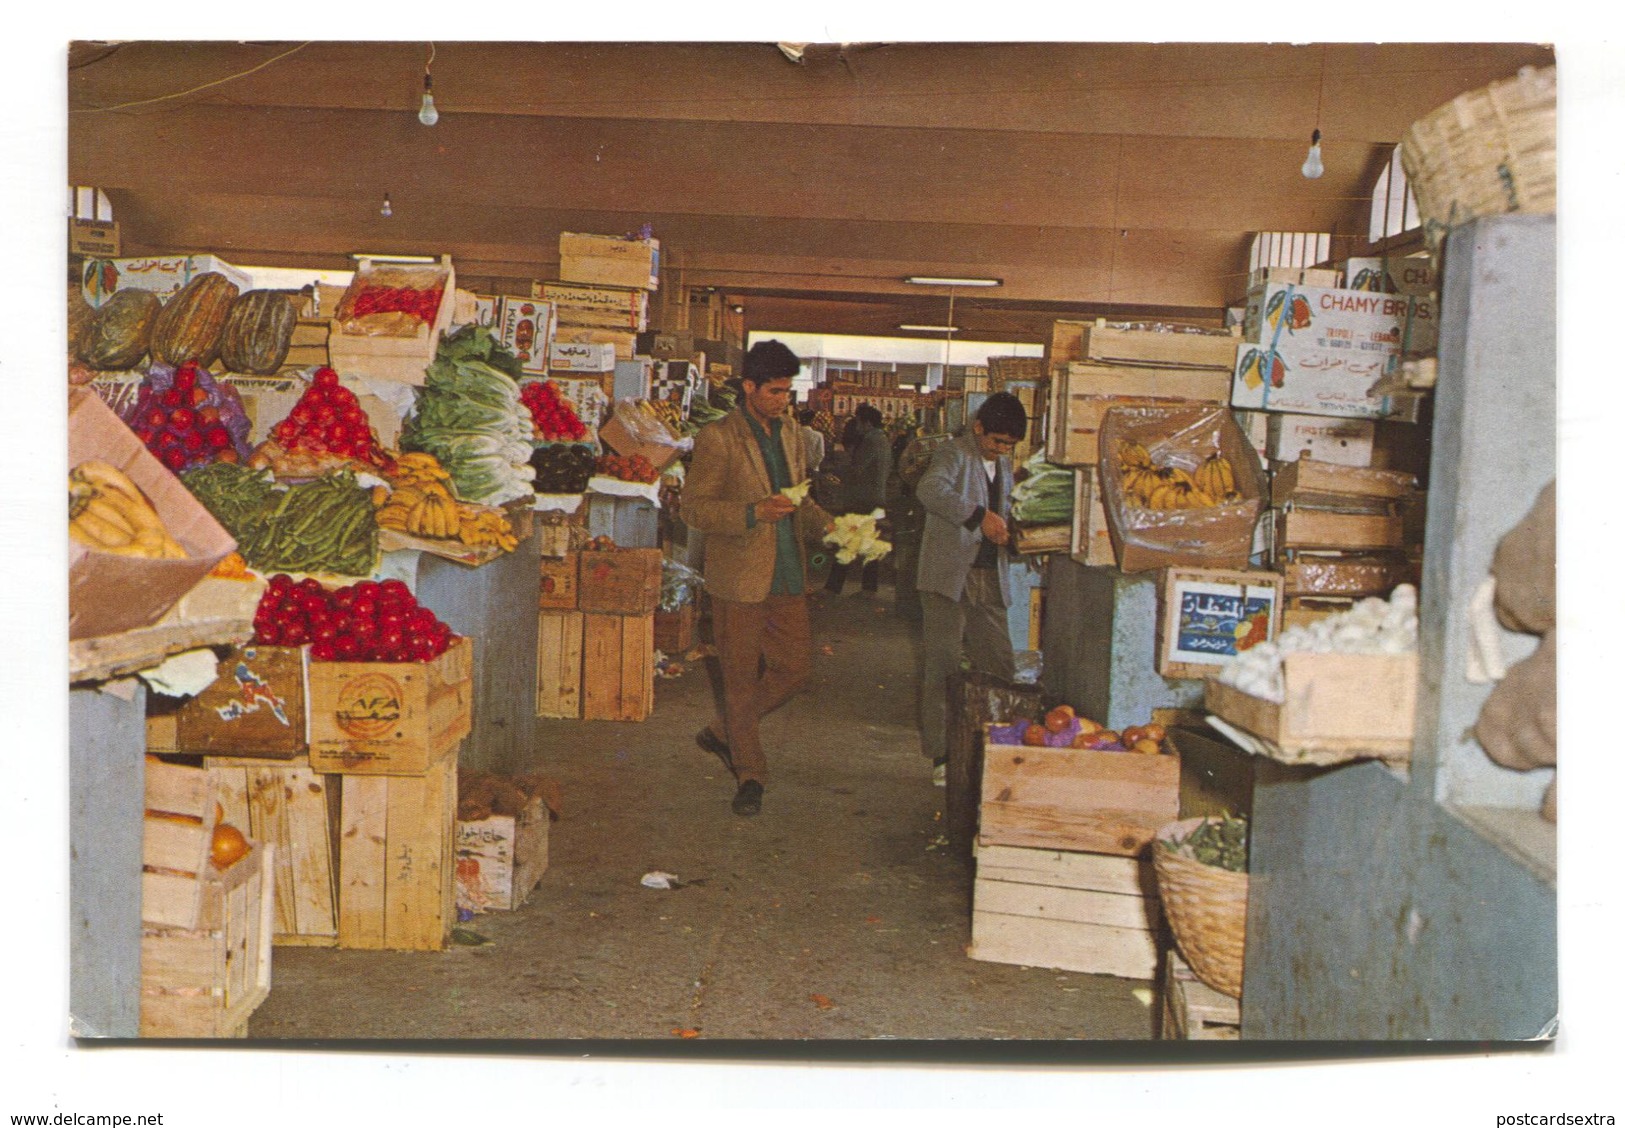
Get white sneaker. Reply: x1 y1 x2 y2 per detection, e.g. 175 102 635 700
932 761 947 787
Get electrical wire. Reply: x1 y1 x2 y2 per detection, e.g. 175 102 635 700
71 41 312 113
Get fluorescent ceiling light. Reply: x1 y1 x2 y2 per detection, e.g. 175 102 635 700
899 324 960 332
904 275 1001 287
350 253 437 263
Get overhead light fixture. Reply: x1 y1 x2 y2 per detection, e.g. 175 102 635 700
899 324 959 332
378 194 392 218
350 252 436 263
1301 128 1325 179
905 276 1001 287
418 43 439 126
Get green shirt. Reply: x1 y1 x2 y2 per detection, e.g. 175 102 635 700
742 412 805 596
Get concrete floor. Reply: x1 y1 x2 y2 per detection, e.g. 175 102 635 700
250 586 1156 1041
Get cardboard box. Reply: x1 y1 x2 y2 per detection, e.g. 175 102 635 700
456 791 549 913
306 636 474 776
1083 320 1242 370
578 547 662 615
1343 256 1436 295
1156 567 1284 680
979 730 1181 857
554 324 638 361
1265 413 1377 467
69 390 237 640
81 253 252 308
549 342 617 373
597 409 683 472
1204 651 1417 765
176 644 308 758
1232 410 1270 462
1097 403 1267 574
539 282 649 331
558 232 660 291
1234 284 1437 418
493 296 556 375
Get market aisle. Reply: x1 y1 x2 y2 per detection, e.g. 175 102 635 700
250 589 1154 1041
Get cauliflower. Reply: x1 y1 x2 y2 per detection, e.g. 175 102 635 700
1216 584 1419 703
824 510 892 565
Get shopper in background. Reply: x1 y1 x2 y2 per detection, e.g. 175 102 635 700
824 403 892 596
914 392 1027 786
683 340 834 816
796 407 827 475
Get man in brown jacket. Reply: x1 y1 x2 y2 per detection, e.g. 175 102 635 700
684 340 833 815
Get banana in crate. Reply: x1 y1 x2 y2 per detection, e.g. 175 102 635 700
69 460 187 558
1116 441 1240 512
374 451 518 550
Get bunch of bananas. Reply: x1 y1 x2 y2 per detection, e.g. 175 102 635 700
647 397 685 431
455 505 518 552
374 453 462 539
69 460 186 559
1117 443 1241 512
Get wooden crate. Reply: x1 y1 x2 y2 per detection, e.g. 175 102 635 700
979 734 1181 858
306 636 474 776
538 553 580 610
337 753 457 951
578 547 662 615
654 601 698 655
206 754 338 947
1083 320 1242 370
558 231 660 291
535 506 589 558
581 612 655 722
1155 567 1284 681
326 256 456 385
536 610 585 719
455 792 550 913
969 843 1162 980
143 756 222 930
176 644 308 759
1069 468 1117 567
141 840 273 1038
1011 522 1070 556
1047 389 1205 468
1270 458 1417 507
1276 507 1405 552
988 355 1045 392
1160 948 1241 1040
1276 553 1414 598
1203 651 1417 766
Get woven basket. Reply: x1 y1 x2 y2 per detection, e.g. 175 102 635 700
1400 65 1556 251
1153 816 1250 999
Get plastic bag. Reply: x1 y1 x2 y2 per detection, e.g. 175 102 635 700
660 558 705 612
1097 403 1264 573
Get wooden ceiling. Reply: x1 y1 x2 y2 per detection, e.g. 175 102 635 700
68 41 1554 344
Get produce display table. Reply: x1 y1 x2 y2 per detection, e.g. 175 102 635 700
413 525 542 775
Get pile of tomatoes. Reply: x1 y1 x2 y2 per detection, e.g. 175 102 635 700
129 361 243 473
521 380 589 442
270 368 390 467
252 575 457 663
595 451 660 483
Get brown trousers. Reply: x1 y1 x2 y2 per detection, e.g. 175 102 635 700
709 594 813 785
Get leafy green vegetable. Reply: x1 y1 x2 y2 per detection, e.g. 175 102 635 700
1160 813 1249 872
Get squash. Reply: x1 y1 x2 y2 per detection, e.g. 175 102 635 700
150 271 240 367
79 288 162 370
67 286 97 360
219 289 297 374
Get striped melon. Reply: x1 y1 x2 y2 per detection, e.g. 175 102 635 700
220 290 297 374
79 288 162 370
150 271 240 367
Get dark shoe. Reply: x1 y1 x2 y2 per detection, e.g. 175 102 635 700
697 727 733 773
731 780 763 816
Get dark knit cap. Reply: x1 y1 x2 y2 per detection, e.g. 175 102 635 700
744 339 801 383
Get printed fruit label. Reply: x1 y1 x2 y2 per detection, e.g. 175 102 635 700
333 672 405 740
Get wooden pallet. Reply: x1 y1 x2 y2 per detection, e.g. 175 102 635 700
1160 948 1241 1040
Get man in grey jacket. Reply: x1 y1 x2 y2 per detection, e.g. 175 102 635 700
914 392 1027 785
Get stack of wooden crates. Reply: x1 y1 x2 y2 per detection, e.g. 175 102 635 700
1043 319 1242 568
538 535 660 722
968 729 1180 981
170 631 474 956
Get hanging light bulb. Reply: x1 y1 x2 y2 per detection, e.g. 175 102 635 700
380 193 393 218
1301 128 1324 179
418 72 439 126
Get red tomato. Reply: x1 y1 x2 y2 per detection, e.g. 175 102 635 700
310 641 336 661
314 367 339 388
181 431 205 452
206 427 231 449
161 388 183 408
161 448 188 470
173 367 197 392
379 579 410 603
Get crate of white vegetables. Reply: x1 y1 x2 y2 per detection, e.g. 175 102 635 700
1203 586 1418 766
